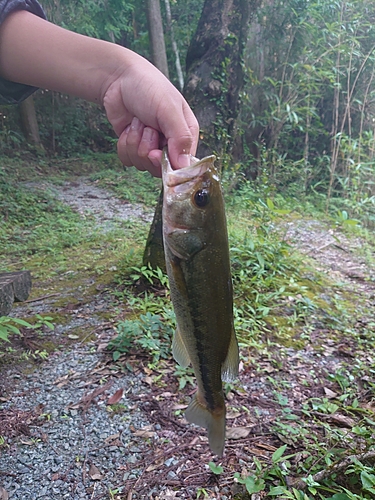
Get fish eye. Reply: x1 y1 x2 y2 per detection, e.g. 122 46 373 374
194 189 209 208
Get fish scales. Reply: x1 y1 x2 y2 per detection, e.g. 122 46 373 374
161 148 239 456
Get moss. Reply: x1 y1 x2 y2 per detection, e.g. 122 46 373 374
266 315 306 349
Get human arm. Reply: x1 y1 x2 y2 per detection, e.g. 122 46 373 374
0 10 199 175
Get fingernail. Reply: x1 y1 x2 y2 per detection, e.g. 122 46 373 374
131 117 142 131
143 127 155 142
148 155 160 168
178 153 190 168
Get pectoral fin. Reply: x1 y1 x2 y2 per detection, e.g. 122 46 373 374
172 326 191 368
221 328 239 382
166 229 205 260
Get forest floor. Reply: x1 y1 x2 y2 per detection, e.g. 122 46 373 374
1 169 375 500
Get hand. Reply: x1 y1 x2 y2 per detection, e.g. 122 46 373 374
0 11 199 176
103 55 199 177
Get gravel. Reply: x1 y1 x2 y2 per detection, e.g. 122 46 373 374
0 179 156 499
23 178 154 229
0 345 152 499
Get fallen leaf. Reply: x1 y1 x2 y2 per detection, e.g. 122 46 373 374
245 447 268 458
104 433 120 444
97 343 109 352
324 387 338 399
51 473 60 481
89 463 103 480
160 489 178 499
226 411 241 419
132 425 155 438
53 374 69 385
146 457 164 472
0 487 9 500
107 388 124 405
20 439 34 445
56 380 69 388
171 404 188 411
143 376 153 385
79 380 112 411
326 414 356 428
189 436 200 446
227 426 253 440
133 429 155 439
256 442 277 451
68 334 80 339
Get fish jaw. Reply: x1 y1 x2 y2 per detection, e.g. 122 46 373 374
161 148 217 190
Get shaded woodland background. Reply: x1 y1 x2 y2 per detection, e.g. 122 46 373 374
2 0 375 222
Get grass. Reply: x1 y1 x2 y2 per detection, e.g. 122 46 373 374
2 153 375 498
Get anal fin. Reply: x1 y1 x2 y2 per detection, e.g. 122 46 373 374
222 327 239 382
172 326 191 368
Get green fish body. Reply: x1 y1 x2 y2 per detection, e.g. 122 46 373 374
162 149 239 457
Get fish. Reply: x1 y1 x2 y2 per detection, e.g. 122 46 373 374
161 148 239 457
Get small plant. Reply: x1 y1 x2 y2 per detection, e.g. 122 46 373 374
335 210 360 228
173 365 195 390
33 314 54 331
0 316 33 343
109 311 174 365
208 461 223 475
196 487 209 499
129 264 169 288
233 445 301 496
234 471 266 495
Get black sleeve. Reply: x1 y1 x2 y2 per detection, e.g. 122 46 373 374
0 0 47 105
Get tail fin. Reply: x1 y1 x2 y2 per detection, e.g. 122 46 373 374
185 394 226 457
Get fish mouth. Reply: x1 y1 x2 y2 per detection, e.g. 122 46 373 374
162 148 216 188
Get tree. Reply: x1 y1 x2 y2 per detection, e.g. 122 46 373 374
163 0 184 90
238 0 375 206
19 96 42 147
146 0 169 77
142 0 170 270
184 0 259 162
143 0 258 269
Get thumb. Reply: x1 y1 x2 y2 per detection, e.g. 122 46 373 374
167 138 194 169
163 104 199 170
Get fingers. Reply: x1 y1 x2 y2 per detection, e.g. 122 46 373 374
117 117 162 177
161 101 200 170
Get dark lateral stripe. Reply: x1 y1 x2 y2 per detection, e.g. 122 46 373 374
188 295 222 411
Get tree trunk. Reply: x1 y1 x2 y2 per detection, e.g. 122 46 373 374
143 0 169 270
142 188 166 272
163 0 184 90
146 0 169 78
19 96 41 146
184 0 257 161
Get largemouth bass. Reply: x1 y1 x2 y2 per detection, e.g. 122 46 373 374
161 149 239 457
